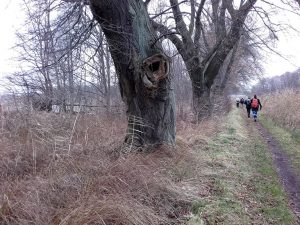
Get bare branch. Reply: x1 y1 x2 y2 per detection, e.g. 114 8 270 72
169 0 192 43
150 0 188 20
62 0 89 4
151 20 184 53
188 0 195 35
194 0 206 44
144 0 152 8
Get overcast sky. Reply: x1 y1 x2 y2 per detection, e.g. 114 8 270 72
260 0 300 77
0 0 299 88
0 0 24 75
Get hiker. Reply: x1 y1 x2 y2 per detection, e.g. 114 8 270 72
245 97 251 118
240 97 244 108
236 98 240 108
251 94 262 122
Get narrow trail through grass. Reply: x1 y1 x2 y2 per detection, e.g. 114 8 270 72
258 116 300 222
260 116 300 176
189 107 297 224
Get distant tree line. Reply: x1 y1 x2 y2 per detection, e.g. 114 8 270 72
252 68 300 94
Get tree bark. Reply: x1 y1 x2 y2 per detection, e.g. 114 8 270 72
90 0 175 148
192 84 212 119
188 66 212 119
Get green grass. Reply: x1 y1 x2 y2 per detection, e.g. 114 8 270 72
250 138 295 224
291 129 300 144
260 115 300 174
188 108 297 225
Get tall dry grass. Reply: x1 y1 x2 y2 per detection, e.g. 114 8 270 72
262 89 300 130
0 108 222 225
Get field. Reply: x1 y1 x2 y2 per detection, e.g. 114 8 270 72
262 89 300 131
0 106 296 224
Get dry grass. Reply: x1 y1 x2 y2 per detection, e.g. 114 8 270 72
0 105 295 224
0 109 222 225
262 89 300 130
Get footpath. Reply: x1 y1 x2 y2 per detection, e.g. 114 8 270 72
189 107 298 224
258 115 300 223
256 123 300 222
240 106 300 223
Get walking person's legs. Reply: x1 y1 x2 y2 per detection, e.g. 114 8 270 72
247 108 251 118
252 109 258 122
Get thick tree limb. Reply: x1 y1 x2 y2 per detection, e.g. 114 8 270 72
151 0 188 20
218 0 226 39
189 0 195 35
194 0 206 44
63 0 89 4
223 0 235 16
144 0 152 7
203 0 257 87
169 0 192 44
240 0 257 12
151 20 185 55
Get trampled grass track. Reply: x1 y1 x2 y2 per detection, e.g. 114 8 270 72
189 107 297 224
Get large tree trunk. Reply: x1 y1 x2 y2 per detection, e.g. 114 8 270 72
90 0 175 148
210 45 238 114
191 33 242 119
189 66 212 119
192 85 212 119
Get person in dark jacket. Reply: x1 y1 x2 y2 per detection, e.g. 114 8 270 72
240 97 245 108
236 97 240 108
251 94 262 122
245 97 251 118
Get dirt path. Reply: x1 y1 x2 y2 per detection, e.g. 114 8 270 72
256 122 300 223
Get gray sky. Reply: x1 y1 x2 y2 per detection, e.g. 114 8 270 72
0 0 299 87
260 0 300 77
0 0 24 75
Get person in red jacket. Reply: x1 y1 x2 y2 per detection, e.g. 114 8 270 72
251 94 262 122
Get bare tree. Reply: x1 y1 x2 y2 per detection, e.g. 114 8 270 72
11 0 56 111
10 0 112 114
84 28 115 111
151 0 257 118
252 68 300 94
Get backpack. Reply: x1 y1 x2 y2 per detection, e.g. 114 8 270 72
251 98 258 108
245 99 251 107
